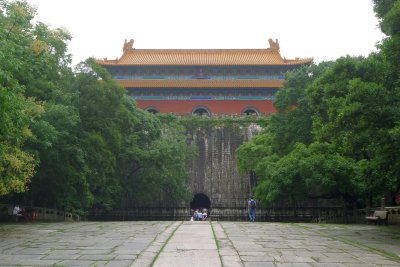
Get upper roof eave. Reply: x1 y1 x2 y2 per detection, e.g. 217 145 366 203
96 58 313 66
95 39 313 66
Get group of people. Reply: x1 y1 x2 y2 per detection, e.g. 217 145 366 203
13 205 25 222
191 208 208 221
189 196 257 222
12 205 34 222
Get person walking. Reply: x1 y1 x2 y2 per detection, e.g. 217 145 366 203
248 196 256 222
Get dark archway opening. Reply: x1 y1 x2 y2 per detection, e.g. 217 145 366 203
242 108 259 116
145 107 159 114
192 107 210 116
190 193 211 210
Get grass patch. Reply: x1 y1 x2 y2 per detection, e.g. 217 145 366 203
294 223 400 263
149 221 182 267
210 222 224 267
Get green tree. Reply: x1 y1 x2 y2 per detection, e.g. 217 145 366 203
122 115 194 207
307 55 400 205
373 0 400 201
254 142 354 210
236 63 332 206
72 61 194 210
26 103 92 211
0 0 42 195
0 1 199 214
238 4 400 207
0 0 90 210
0 86 39 195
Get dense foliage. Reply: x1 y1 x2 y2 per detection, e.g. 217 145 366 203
2 0 400 214
237 0 400 208
0 0 193 214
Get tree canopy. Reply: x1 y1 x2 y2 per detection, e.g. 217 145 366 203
0 0 193 214
237 0 400 208
2 0 400 214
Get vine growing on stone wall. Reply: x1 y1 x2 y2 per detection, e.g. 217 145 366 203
157 113 269 131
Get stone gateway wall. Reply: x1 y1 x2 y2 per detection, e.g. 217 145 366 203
87 122 400 223
186 124 262 219
87 123 262 221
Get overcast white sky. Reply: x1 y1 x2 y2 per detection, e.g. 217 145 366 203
28 0 384 67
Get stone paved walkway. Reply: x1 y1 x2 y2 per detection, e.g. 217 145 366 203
0 221 399 266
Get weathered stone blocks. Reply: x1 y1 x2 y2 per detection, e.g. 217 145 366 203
186 124 261 218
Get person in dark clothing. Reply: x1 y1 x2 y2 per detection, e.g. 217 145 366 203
247 197 256 222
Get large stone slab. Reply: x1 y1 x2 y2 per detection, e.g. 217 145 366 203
152 221 220 267
0 221 399 266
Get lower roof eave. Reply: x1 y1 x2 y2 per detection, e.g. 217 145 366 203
116 79 284 88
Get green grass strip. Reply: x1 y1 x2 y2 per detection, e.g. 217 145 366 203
295 224 400 263
218 221 244 266
149 221 183 267
210 221 224 267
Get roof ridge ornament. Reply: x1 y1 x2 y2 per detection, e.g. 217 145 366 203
123 39 134 53
268 38 280 52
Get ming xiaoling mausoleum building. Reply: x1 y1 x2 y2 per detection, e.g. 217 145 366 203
96 38 312 116
92 39 315 220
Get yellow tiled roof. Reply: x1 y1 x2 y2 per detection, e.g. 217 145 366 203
97 49 312 66
116 79 284 88
96 39 313 66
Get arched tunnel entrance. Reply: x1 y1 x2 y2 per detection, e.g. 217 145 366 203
190 193 211 211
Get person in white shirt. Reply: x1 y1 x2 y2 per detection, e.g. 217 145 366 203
13 205 23 221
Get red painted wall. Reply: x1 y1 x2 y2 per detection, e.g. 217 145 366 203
136 100 276 115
